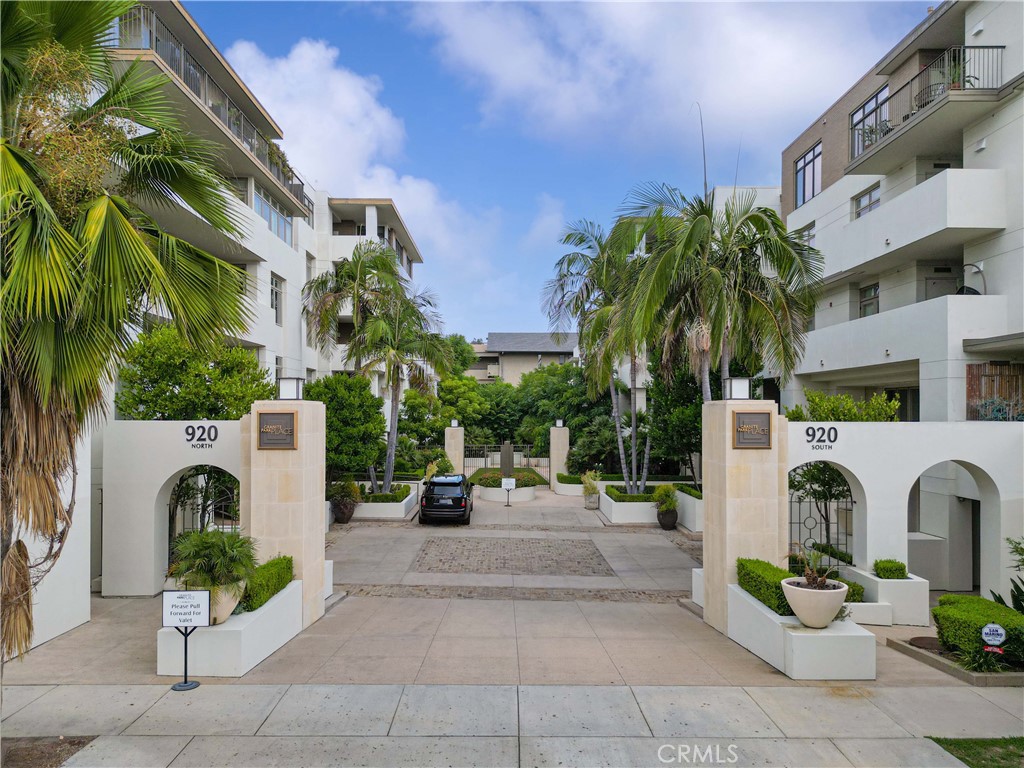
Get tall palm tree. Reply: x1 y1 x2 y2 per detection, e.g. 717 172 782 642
347 289 451 493
1 1 249 658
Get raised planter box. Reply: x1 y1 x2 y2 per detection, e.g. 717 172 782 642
678 492 703 532
840 567 930 626
886 638 1024 687
157 580 302 677
551 478 685 497
479 485 537 502
726 584 875 680
598 491 658 524
845 601 893 626
352 487 417 520
692 568 704 608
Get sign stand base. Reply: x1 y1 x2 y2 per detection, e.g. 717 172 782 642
171 680 200 692
171 625 200 692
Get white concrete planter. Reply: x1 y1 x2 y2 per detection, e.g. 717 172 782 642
479 485 537 502
728 584 875 680
781 578 848 629
583 494 600 510
157 580 302 677
677 492 703 532
551 478 584 496
840 567 931 626
599 492 658 524
352 487 417 520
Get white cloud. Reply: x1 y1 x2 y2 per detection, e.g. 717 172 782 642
224 38 514 335
522 193 566 252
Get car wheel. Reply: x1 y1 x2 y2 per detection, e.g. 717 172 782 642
419 513 428 525
460 512 471 525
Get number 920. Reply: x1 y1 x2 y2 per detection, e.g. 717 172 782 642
805 426 837 444
185 424 218 443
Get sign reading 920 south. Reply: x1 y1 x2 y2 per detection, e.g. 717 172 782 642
162 590 210 628
258 411 297 450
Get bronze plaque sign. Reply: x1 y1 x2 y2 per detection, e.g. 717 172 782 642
733 412 772 449
258 411 297 450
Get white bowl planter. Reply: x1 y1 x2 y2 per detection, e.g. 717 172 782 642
781 578 848 629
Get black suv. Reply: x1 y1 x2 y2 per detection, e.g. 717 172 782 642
419 474 473 525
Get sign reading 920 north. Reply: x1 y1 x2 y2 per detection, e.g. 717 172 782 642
162 590 210 628
257 411 297 450
733 412 772 449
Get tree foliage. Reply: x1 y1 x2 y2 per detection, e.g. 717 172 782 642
304 374 386 482
441 334 477 378
115 326 275 421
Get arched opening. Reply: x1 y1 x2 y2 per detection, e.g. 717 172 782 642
788 460 868 570
907 459 1001 596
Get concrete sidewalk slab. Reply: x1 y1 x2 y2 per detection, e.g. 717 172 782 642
389 685 518 736
518 685 650 737
974 686 1024 718
863 686 1024 737
632 686 784 737
167 735 519 767
0 684 54 719
256 684 403 736
833 738 967 767
62 735 192 768
743 687 910 738
124 684 287 736
1 684 167 736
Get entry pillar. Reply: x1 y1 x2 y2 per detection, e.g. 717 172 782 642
702 401 789 635
549 425 569 488
445 425 465 475
240 399 326 628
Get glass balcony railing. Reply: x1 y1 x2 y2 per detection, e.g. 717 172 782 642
106 5 313 214
850 46 1004 161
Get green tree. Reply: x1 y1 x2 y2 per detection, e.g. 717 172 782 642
398 388 446 449
515 363 611 456
115 326 275 420
437 376 488 431
2 1 250 658
566 415 620 474
786 390 900 543
348 290 452 492
478 380 521 443
441 334 477 378
304 374 386 483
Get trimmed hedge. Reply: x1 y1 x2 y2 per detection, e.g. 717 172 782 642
558 473 689 485
737 558 794 615
605 485 656 503
677 484 702 500
873 559 908 579
469 468 547 488
361 483 411 503
240 556 293 612
932 594 1024 665
811 542 854 565
835 577 864 603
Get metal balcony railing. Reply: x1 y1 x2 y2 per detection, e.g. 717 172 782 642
106 5 313 215
850 46 1004 161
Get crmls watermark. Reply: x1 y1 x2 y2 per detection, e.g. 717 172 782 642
658 744 739 765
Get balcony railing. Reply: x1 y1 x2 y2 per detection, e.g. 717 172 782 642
106 5 312 214
850 46 1004 161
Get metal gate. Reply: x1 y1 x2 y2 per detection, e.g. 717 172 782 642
788 493 854 572
464 444 533 473
168 466 240 561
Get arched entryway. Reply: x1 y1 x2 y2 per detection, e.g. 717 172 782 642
158 463 240 574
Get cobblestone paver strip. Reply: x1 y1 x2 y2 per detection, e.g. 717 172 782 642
337 583 690 603
411 537 616 576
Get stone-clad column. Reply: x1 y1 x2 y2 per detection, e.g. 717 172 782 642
701 401 788 635
445 426 465 475
240 399 326 628
549 426 569 488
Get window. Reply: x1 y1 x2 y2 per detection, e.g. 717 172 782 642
859 283 879 317
796 223 816 250
851 85 890 155
270 273 283 326
854 185 881 218
795 142 822 208
254 184 293 245
228 178 248 203
275 356 283 382
355 224 366 236
306 367 316 383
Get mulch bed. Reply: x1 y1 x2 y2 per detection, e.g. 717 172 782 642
1 737 95 768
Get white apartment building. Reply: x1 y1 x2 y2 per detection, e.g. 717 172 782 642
775 0 1023 590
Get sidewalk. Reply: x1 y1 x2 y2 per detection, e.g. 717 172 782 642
4 682 1021 767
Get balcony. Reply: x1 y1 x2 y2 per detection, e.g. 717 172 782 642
487 364 501 379
106 6 313 215
848 46 1004 174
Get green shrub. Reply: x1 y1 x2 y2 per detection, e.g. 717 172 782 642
559 473 689 485
580 470 601 496
676 483 702 500
557 473 583 484
362 484 411 503
811 542 854 565
240 556 293 612
327 480 361 524
835 577 864 603
873 559 908 579
653 484 677 513
169 530 257 602
737 558 794 615
605 485 656 503
468 468 547 488
932 594 1024 667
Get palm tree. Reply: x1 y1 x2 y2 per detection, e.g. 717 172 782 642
1 1 250 658
347 290 452 493
302 239 407 359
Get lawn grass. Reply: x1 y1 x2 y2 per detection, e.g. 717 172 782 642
929 737 1024 768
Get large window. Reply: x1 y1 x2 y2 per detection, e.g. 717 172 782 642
854 185 881 219
851 85 890 156
270 273 283 326
254 184 293 245
795 142 822 208
859 283 879 318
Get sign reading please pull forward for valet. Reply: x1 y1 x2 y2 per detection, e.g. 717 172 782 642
162 590 210 628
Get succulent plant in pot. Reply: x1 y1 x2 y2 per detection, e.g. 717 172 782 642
581 470 601 510
327 480 362 524
654 484 678 531
780 544 848 628
168 530 257 624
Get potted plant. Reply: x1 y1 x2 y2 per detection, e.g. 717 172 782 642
169 530 257 625
327 480 362 524
581 470 601 510
780 544 848 628
654 484 678 530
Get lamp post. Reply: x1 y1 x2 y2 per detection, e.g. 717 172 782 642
277 377 305 400
723 377 752 400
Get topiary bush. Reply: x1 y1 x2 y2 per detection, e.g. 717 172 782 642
240 556 293 612
932 594 1024 667
873 559 908 579
676 484 702 500
362 484 411 503
605 485 657 502
811 542 854 565
468 468 547 488
737 558 794 615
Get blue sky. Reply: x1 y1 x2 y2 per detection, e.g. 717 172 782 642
185 1 932 339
